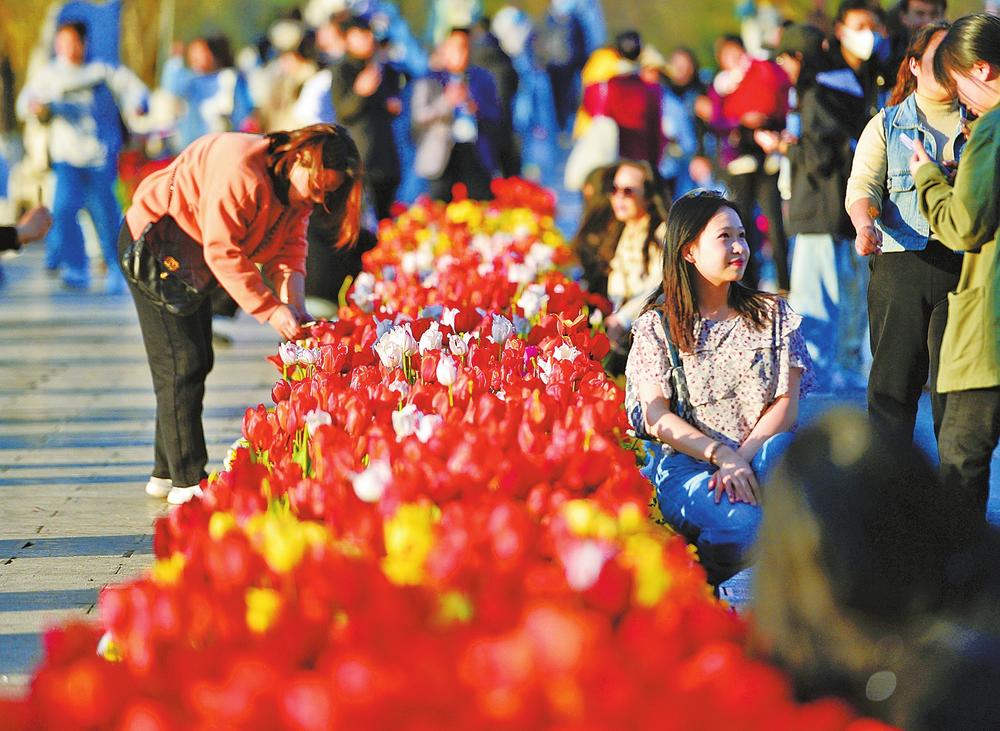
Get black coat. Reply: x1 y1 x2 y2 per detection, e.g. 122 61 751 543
330 55 403 185
786 51 884 238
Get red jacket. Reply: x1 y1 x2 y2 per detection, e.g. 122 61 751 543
710 59 791 129
583 73 664 168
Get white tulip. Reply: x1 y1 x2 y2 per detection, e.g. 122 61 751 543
436 354 458 386
517 284 549 320
415 414 443 444
448 332 471 357
304 409 333 435
391 404 420 439
418 322 444 355
552 344 582 362
490 314 515 346
278 342 300 365
351 460 392 503
441 307 460 329
563 541 608 591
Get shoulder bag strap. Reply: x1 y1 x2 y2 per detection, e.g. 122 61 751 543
660 309 694 422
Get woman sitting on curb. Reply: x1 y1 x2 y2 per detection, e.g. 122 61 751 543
625 190 814 585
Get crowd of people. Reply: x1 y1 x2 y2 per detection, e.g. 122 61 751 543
2 1 999 724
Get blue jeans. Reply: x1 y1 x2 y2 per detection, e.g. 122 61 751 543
643 432 794 585
47 161 121 286
788 233 870 386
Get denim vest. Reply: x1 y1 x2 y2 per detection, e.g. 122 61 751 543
878 95 939 252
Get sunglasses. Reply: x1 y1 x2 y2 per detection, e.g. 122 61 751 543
611 185 640 198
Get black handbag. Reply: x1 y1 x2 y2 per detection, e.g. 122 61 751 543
121 214 216 316
121 168 287 316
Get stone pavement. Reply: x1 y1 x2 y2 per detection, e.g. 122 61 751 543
1 241 998 693
0 246 279 696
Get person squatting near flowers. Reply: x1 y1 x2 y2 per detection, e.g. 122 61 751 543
575 160 669 374
911 12 1000 536
625 190 815 586
119 124 362 505
845 21 963 446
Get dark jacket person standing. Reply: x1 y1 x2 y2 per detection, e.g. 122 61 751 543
330 17 403 221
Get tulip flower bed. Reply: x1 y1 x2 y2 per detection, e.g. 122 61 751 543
2 181 893 730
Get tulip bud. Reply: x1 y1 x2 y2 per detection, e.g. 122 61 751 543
279 341 300 365
436 355 458 387
490 314 515 346
448 333 470 357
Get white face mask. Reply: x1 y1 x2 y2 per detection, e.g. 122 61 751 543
840 26 876 61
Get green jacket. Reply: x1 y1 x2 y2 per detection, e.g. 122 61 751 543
916 103 1000 393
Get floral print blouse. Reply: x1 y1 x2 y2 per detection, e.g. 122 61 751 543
624 298 815 450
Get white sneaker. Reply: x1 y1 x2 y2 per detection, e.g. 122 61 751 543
145 476 173 499
166 484 204 505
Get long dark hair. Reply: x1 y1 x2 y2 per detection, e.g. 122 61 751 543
887 21 951 106
266 123 363 249
649 190 772 352
576 160 669 299
752 408 993 727
933 13 1000 90
571 165 617 296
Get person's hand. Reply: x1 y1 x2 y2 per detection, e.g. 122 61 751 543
288 301 313 326
15 206 53 244
604 313 626 345
909 143 933 178
740 110 767 129
855 223 882 256
753 129 782 155
688 156 713 185
444 82 468 108
942 159 959 184
385 96 403 116
693 95 713 122
268 304 303 341
707 445 760 506
353 64 382 97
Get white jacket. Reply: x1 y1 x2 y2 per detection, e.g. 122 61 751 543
16 58 147 168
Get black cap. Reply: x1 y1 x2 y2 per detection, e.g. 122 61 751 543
771 24 825 59
615 30 642 61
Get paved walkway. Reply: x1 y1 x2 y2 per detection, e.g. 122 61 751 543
0 246 278 695
2 241 998 694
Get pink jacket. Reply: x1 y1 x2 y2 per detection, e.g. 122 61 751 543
125 133 309 322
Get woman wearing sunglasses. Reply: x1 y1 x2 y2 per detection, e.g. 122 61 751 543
119 123 362 504
625 190 814 586
575 159 669 372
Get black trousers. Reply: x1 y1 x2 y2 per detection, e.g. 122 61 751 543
118 223 213 487
430 143 494 202
368 179 400 222
867 241 962 444
725 167 789 291
938 387 1000 535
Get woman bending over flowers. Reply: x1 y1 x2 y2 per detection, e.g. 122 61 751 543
625 190 814 585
